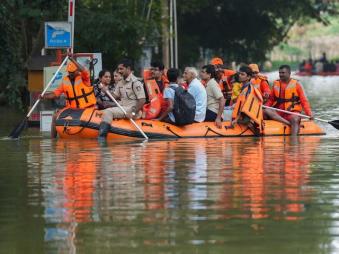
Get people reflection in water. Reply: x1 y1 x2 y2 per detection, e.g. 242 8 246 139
214 137 319 221
28 137 320 251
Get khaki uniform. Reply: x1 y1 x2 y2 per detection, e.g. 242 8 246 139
206 78 223 114
102 73 146 123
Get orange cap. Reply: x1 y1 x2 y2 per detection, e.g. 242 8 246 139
67 61 77 72
210 57 223 65
249 63 259 73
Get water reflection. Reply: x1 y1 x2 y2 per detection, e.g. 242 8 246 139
24 136 326 253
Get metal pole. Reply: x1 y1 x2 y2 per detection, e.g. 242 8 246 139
169 0 174 68
161 0 170 68
68 0 75 53
173 0 178 68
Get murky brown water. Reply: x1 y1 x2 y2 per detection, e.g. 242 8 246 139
1 75 339 254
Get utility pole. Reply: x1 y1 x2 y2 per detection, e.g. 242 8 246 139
68 0 75 54
173 0 178 68
161 0 169 67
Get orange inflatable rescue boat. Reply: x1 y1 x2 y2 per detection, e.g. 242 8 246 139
55 108 325 139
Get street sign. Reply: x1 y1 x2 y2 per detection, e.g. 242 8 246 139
43 66 67 92
45 22 72 49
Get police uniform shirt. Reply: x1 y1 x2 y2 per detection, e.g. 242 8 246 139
113 73 146 108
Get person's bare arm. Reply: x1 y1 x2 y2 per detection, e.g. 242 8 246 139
215 96 226 128
157 99 174 121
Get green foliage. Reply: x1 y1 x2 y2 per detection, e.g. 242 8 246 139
0 0 161 109
75 0 162 69
176 0 325 66
0 0 335 109
270 60 299 72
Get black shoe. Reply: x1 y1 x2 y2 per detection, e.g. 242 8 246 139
98 122 111 139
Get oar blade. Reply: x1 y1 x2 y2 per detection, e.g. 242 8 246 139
8 118 28 139
328 120 339 130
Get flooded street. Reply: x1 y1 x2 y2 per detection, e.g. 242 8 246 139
1 75 339 253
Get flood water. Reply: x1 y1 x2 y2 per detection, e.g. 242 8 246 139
1 75 339 254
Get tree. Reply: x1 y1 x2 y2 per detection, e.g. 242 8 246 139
176 0 333 66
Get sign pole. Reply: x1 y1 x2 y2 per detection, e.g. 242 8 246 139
68 0 75 54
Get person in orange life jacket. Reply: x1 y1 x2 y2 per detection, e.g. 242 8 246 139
41 57 96 108
156 68 180 124
93 70 117 109
40 57 96 138
211 58 234 106
98 58 146 138
150 61 169 93
265 65 313 136
249 63 271 102
200 64 226 128
231 65 261 127
231 65 252 117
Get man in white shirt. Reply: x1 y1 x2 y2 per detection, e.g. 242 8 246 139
183 67 207 122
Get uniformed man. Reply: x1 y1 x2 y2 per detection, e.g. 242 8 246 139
98 59 146 138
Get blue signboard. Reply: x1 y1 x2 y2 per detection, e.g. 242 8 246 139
45 22 72 49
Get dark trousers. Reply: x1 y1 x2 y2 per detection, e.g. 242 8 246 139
205 109 219 122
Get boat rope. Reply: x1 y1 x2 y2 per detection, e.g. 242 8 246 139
166 126 181 138
64 108 96 135
204 126 226 137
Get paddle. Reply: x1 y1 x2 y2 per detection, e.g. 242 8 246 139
100 84 149 140
8 56 69 138
262 105 339 130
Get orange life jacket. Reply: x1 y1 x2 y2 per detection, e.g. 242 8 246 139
142 79 163 119
218 70 235 105
272 79 302 112
63 76 96 108
232 83 263 132
251 75 267 90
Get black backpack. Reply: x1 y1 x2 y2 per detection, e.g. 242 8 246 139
170 86 196 126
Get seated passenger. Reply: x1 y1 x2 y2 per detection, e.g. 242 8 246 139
200 64 226 128
249 63 271 102
94 70 119 109
150 61 169 93
183 67 207 123
156 68 180 124
98 59 146 139
231 65 264 135
230 73 242 104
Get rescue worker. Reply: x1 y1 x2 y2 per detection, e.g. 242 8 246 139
249 63 271 102
41 57 96 108
200 64 226 128
98 59 146 138
265 65 313 136
150 61 169 93
40 56 96 137
211 57 235 106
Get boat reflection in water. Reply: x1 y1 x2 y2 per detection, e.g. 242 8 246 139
26 136 321 252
